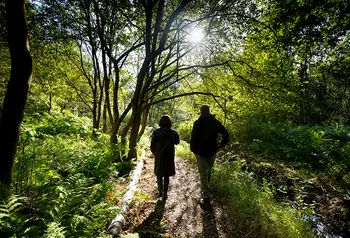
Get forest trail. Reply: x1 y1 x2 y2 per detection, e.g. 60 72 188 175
122 151 233 237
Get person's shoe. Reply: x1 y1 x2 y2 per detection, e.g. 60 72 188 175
200 198 213 212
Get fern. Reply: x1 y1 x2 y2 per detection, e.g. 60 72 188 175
0 188 27 237
49 173 91 223
43 222 66 238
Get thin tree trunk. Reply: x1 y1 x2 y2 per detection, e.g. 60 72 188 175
121 118 133 138
0 0 32 188
110 102 132 143
94 0 114 129
113 65 120 124
127 103 143 159
102 102 107 133
121 117 133 143
96 78 104 130
104 70 113 128
138 105 150 137
92 89 98 135
84 3 101 133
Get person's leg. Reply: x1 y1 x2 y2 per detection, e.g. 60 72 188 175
207 155 216 183
196 154 214 212
156 176 163 197
163 176 170 199
196 154 210 199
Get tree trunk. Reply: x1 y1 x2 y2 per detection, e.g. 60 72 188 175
92 90 98 136
110 102 132 143
102 102 107 133
121 117 133 140
112 65 120 124
127 104 142 159
138 105 150 137
109 65 121 143
0 0 32 188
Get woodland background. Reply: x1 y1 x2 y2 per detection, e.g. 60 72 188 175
0 0 349 237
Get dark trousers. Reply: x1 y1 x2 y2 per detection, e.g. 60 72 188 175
157 176 169 194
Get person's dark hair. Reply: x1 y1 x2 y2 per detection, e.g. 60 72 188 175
159 115 172 128
200 105 210 115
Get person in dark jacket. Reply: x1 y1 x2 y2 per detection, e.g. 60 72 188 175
190 105 229 212
151 115 180 200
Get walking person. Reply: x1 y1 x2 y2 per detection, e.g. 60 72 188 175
190 105 229 212
151 115 180 200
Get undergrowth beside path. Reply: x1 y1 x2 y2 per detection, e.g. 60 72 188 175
0 113 131 237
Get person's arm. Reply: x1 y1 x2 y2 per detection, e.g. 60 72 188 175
190 121 198 153
173 130 180 145
150 130 156 154
218 122 229 148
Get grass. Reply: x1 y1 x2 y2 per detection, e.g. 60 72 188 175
175 140 196 163
176 141 315 238
212 161 315 238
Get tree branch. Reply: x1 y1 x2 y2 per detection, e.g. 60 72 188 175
143 91 219 108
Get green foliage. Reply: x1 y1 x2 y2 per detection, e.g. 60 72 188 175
212 161 315 238
177 120 195 143
42 222 66 238
0 187 28 237
175 141 196 163
25 111 91 137
5 113 128 237
234 121 350 186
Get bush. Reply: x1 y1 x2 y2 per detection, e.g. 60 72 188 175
232 120 350 186
177 120 194 143
33 111 91 136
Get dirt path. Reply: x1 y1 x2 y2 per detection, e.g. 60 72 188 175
122 151 231 237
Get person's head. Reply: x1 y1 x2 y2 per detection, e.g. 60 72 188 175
158 115 172 128
200 105 210 115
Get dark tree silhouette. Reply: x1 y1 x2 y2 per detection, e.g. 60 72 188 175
0 0 32 188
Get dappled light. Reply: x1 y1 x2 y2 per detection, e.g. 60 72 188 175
1 0 349 237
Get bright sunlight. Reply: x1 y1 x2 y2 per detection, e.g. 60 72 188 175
188 28 204 43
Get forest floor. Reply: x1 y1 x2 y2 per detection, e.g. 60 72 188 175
121 151 233 237
120 150 350 238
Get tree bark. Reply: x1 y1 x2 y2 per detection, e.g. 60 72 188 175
138 105 150 137
102 102 107 133
121 117 133 140
0 0 32 188
127 105 142 159
110 102 132 143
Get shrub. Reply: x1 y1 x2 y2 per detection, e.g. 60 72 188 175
33 111 91 136
177 120 194 143
232 120 350 186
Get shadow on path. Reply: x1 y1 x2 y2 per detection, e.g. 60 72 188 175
134 200 166 236
202 211 219 238
123 153 233 237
